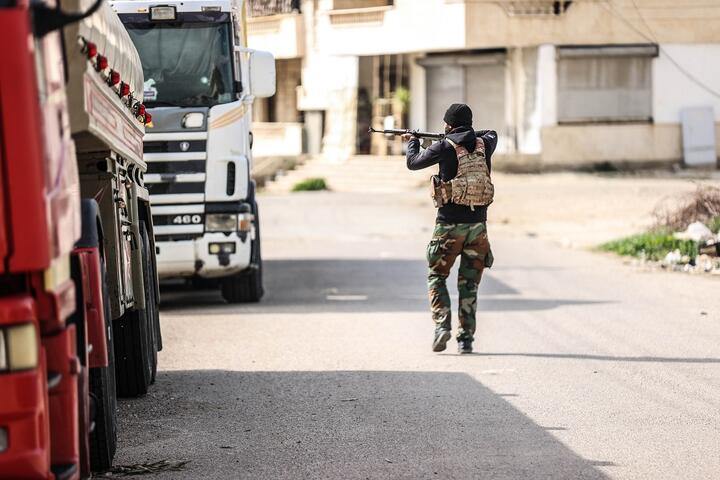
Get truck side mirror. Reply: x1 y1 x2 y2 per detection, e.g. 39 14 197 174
248 50 276 99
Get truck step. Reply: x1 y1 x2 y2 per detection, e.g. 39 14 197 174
51 463 78 480
47 371 62 390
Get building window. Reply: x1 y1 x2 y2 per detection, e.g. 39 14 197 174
248 0 301 17
557 45 657 123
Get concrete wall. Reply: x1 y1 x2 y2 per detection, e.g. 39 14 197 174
653 44 720 123
247 13 305 59
316 0 467 55
408 53 426 131
252 122 304 157
465 1 720 49
540 123 720 168
311 0 720 56
275 59 302 123
247 1 720 167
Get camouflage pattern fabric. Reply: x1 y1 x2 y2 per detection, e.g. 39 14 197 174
426 222 492 341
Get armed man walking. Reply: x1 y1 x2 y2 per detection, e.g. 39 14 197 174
404 103 497 354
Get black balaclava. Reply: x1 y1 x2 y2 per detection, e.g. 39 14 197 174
443 103 473 130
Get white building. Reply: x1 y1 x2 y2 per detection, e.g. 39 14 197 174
249 0 720 169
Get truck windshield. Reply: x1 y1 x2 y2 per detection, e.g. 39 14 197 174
126 23 235 108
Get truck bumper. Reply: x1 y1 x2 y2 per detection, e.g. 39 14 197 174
156 231 253 279
0 370 50 480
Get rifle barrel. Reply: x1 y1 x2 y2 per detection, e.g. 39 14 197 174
368 127 443 140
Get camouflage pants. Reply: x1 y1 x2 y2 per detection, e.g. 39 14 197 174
426 222 492 341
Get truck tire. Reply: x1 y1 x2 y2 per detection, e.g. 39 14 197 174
114 223 155 397
221 201 264 303
89 252 118 471
142 223 159 384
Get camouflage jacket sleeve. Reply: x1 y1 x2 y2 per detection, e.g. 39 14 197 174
406 137 445 171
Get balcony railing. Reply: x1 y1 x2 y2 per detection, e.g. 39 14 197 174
332 0 392 9
248 0 301 17
497 0 573 16
326 1 393 26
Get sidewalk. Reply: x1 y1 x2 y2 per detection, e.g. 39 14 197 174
487 172 718 248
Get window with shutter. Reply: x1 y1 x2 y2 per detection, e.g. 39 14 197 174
557 45 657 123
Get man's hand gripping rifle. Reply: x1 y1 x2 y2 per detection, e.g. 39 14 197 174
368 127 444 148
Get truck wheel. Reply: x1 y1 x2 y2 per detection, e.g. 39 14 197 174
114 224 155 397
221 201 264 303
90 252 118 471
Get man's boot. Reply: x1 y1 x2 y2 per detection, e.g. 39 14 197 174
457 338 473 354
432 328 451 352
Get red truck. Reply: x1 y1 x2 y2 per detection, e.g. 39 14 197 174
0 0 161 478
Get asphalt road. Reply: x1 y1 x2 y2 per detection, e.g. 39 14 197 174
113 191 720 480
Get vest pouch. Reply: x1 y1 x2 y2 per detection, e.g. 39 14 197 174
430 175 445 208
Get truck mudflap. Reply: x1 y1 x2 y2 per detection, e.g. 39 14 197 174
73 247 108 369
44 323 82 476
0 296 51 479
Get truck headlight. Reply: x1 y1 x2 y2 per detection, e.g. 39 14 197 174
206 213 237 232
208 243 236 255
0 330 6 370
0 323 39 372
182 112 204 128
0 427 7 453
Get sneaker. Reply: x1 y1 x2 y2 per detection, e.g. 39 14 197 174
458 339 473 354
432 329 451 352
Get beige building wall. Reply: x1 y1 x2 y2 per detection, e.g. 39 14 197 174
248 0 720 167
541 124 720 169
312 0 720 56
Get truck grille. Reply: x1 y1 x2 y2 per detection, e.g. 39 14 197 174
146 160 206 174
144 133 208 242
146 182 205 195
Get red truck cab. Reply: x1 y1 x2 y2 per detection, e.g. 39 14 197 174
0 0 113 477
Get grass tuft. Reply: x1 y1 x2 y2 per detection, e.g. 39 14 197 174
599 231 698 261
708 216 720 234
292 178 328 192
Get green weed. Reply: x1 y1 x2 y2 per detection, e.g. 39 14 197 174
708 216 720 233
599 232 698 261
292 178 328 192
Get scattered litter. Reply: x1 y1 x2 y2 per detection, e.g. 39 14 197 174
220 445 234 449
663 249 684 265
384 458 393 464
674 221 714 242
102 460 190 477
341 398 358 402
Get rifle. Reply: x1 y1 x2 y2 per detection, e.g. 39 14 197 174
368 127 444 140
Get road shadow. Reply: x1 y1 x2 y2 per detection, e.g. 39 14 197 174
160 259 609 315
116 370 613 479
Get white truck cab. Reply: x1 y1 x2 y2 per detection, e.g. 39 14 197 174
111 0 275 302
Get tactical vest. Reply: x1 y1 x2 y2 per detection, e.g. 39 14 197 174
430 138 494 210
